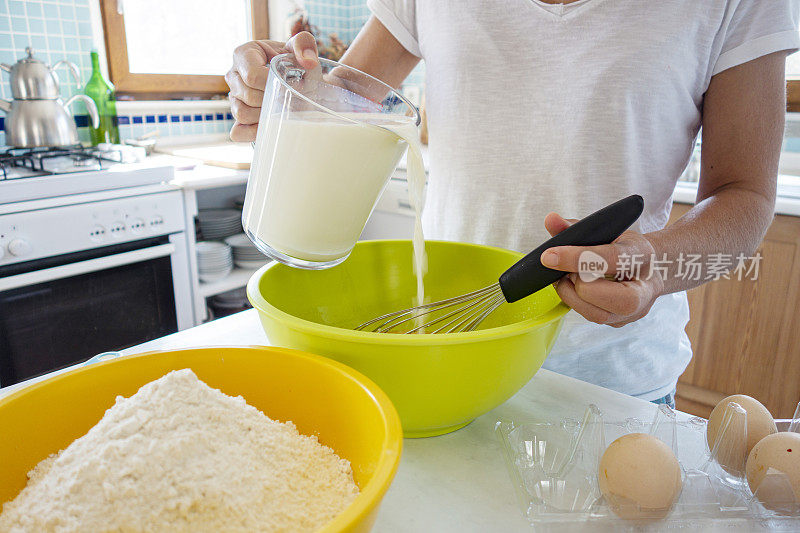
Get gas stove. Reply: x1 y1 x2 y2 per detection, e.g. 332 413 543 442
0 145 127 179
0 145 175 205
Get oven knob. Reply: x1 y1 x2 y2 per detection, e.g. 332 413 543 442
8 238 32 257
130 218 146 234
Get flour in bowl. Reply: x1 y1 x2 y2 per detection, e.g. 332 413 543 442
0 369 359 532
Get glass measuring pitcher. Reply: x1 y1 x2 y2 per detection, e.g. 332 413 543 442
243 53 421 269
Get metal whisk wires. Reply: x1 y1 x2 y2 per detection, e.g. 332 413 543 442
355 283 507 334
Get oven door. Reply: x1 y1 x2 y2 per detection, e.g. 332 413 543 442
0 234 189 387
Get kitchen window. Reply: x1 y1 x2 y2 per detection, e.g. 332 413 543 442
99 0 269 98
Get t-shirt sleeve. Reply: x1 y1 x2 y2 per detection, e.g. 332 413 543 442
366 0 421 58
713 0 800 75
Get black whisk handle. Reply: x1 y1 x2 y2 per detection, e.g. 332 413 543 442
498 194 644 303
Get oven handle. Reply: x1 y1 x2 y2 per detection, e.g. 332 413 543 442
0 243 176 292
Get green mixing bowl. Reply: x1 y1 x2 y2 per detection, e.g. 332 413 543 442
247 240 569 437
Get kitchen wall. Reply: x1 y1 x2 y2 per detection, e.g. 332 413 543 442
1 0 423 148
0 0 91 146
276 0 426 104
0 0 91 99
0 0 234 147
305 0 368 44
115 102 234 142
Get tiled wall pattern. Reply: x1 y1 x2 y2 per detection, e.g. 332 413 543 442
305 0 426 101
0 0 95 146
116 111 234 141
305 0 366 44
0 0 93 100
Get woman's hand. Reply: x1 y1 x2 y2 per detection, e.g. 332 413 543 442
226 32 319 141
540 213 665 328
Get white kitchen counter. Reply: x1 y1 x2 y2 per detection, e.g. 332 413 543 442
2 310 754 532
139 154 249 191
120 313 710 532
170 164 249 190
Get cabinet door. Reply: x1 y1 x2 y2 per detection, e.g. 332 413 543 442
669 203 800 418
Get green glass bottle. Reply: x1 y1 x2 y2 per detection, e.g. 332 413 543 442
84 50 120 145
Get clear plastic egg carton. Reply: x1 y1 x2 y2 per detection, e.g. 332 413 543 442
495 402 800 530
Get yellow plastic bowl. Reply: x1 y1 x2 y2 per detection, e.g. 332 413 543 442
0 347 402 533
248 240 569 438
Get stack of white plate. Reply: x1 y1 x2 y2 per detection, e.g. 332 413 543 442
196 241 233 283
224 233 270 269
209 287 251 318
198 209 242 240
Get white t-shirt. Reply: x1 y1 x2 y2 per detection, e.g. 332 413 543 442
367 0 800 400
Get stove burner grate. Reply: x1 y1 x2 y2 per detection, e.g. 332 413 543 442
0 145 123 180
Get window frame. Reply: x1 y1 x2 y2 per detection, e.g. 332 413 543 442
98 0 268 99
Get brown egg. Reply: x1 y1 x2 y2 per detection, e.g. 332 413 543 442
706 395 777 473
746 432 800 513
598 433 683 520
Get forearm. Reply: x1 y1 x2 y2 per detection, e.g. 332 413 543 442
645 51 786 295
646 184 775 294
532 52 786 327
340 16 420 89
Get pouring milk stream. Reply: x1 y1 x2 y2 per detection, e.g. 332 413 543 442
242 55 427 306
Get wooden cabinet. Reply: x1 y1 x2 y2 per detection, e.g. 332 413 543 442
669 203 800 419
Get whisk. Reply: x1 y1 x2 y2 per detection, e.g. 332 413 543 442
355 195 644 334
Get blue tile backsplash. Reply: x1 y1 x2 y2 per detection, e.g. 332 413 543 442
0 0 94 103
304 0 426 101
116 111 232 141
306 0 369 44
0 0 95 146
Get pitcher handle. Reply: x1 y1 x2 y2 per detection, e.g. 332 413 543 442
52 60 82 91
65 94 100 129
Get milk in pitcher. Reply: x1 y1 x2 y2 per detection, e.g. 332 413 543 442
243 112 418 264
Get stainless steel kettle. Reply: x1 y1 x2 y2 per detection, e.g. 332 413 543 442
0 97 99 147
1 47 99 148
0 47 81 100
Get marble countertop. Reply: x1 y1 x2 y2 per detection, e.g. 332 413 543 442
1 310 737 532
